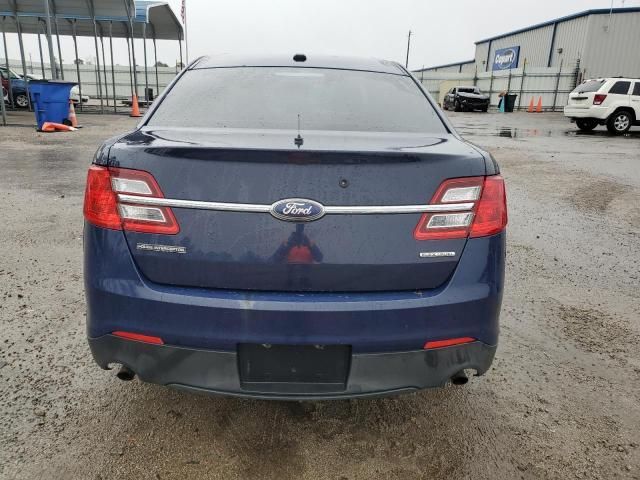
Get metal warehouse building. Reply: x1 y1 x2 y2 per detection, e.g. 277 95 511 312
416 7 640 79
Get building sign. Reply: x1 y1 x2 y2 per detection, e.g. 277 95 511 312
492 46 520 70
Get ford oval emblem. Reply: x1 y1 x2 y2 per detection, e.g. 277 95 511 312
270 198 325 222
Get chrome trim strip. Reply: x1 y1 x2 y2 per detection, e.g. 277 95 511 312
117 194 474 215
323 204 473 214
118 195 271 213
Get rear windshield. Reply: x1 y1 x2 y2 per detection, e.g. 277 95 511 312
147 67 447 134
573 80 605 94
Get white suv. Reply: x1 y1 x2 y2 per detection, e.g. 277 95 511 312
564 77 640 134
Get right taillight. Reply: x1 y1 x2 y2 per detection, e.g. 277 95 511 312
469 175 507 238
414 175 507 240
593 94 607 105
83 166 179 234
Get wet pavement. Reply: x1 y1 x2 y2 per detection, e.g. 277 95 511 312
0 110 639 479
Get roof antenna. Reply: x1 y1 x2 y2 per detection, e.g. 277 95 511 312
294 114 304 148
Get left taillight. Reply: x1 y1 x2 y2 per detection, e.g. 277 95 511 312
83 166 179 235
413 175 507 240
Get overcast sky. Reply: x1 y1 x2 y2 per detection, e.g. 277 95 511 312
2 0 638 71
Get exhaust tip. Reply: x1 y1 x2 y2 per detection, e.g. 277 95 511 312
451 370 468 386
116 365 135 381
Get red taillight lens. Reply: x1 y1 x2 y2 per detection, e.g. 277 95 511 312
423 337 475 349
413 175 507 241
112 331 164 345
593 94 607 105
83 166 179 235
469 175 507 238
83 166 121 230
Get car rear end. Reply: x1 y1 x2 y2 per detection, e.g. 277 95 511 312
564 78 610 120
84 55 507 399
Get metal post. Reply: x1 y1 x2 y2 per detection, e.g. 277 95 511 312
37 22 46 77
178 37 183 69
42 0 59 79
405 30 412 68
109 22 117 113
552 59 563 113
488 69 494 108
86 0 104 112
0 22 6 124
124 23 134 96
1 18 14 108
143 22 149 103
183 0 189 63
50 0 64 79
518 59 527 111
11 5 32 110
0 72 6 125
99 24 109 107
124 0 139 101
70 19 83 112
152 27 159 96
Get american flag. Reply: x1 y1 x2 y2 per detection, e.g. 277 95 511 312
180 0 186 24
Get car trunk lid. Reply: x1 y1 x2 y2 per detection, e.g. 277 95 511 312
105 127 486 292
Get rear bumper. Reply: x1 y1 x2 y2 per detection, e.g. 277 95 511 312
85 226 505 352
564 106 610 120
89 334 497 400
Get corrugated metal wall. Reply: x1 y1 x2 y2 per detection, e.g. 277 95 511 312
488 24 555 71
474 42 489 71
432 65 464 73
460 62 477 74
417 62 475 74
548 15 590 68
582 12 640 78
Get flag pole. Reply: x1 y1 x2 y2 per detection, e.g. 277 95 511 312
181 0 189 64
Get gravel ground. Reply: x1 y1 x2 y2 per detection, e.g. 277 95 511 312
0 110 639 480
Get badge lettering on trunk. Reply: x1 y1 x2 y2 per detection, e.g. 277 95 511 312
419 251 456 258
270 198 325 222
137 243 187 254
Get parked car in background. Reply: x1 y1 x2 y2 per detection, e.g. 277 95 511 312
83 54 507 399
0 66 29 108
565 77 640 134
23 73 90 105
70 85 90 104
443 86 490 112
0 69 90 109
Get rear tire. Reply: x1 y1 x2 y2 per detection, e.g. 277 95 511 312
606 111 632 135
576 119 597 132
15 93 29 109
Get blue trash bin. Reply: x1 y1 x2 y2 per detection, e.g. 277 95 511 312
28 80 77 130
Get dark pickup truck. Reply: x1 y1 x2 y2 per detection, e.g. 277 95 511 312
443 86 490 112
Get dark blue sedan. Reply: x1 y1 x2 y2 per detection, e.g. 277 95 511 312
83 54 507 399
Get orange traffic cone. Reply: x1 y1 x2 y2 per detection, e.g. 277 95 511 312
130 94 142 117
41 121 76 132
536 97 543 113
68 101 78 127
527 97 535 113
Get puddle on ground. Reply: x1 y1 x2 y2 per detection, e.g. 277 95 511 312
458 126 640 139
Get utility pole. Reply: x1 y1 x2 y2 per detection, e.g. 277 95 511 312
405 30 412 68
43 0 59 79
